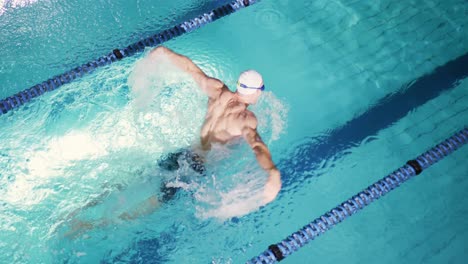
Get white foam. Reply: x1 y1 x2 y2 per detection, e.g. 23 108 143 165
127 55 184 110
3 54 209 207
194 161 269 221
252 91 289 143
0 0 4 15
124 54 206 150
0 0 39 15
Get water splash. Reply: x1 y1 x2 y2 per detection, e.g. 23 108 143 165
0 0 39 15
193 155 269 221
126 53 207 150
127 54 186 110
252 91 289 144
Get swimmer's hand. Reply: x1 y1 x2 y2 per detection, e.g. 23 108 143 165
263 168 281 204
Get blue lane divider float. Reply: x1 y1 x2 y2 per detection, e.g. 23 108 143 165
247 128 468 264
0 0 257 116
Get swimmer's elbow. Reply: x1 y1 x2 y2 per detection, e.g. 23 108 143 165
155 46 169 53
150 46 169 58
252 145 267 156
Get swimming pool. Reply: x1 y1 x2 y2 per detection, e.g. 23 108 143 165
1 0 467 263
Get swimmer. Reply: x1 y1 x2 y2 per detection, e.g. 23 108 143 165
62 47 281 237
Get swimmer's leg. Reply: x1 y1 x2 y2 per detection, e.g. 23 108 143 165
64 218 111 239
64 194 162 239
118 195 160 221
58 184 126 239
63 151 205 238
117 184 179 223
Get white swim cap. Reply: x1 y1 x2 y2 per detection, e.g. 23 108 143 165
236 70 264 95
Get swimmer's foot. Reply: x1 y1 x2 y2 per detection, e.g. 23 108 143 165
63 220 95 239
63 218 112 239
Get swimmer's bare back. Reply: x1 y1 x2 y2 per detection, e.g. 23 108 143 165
150 46 281 203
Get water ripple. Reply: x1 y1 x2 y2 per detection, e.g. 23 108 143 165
255 8 286 30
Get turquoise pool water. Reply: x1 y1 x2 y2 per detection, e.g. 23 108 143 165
0 0 467 263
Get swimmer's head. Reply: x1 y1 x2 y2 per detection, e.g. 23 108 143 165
236 70 264 104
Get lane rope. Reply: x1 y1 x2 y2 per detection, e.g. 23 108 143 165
0 0 258 115
247 127 468 263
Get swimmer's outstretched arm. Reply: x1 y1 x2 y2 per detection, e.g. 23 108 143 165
149 46 224 98
242 126 282 204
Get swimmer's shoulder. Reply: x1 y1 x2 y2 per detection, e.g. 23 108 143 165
211 85 234 102
220 84 234 95
204 78 230 99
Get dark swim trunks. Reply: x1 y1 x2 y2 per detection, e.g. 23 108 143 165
157 149 206 174
157 149 205 202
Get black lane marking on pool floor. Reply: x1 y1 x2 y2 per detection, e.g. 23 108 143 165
280 52 468 186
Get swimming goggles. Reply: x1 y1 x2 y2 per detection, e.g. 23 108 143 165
237 81 265 91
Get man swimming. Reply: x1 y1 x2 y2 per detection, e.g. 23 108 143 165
63 47 281 236
149 46 281 203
